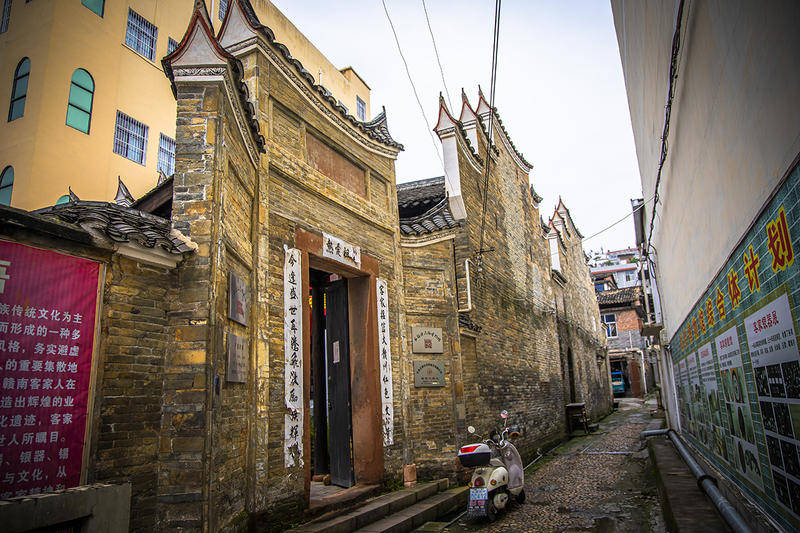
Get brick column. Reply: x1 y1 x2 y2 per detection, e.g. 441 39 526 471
158 83 222 530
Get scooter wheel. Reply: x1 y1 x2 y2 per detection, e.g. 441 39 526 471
515 489 526 504
486 498 498 522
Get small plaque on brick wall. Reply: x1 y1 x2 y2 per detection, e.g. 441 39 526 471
412 327 444 353
227 332 248 383
413 361 446 387
228 272 249 326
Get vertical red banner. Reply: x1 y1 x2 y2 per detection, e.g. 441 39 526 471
0 240 100 498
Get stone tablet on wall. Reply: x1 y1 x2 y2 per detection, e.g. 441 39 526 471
411 326 444 353
228 272 249 326
413 361 446 387
226 332 248 383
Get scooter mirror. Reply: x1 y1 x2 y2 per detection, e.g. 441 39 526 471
467 425 476 434
500 410 509 419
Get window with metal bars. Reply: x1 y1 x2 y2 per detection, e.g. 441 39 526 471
219 0 228 20
167 37 179 55
158 133 175 176
0 0 11 34
125 9 158 61
113 111 149 164
8 57 29 122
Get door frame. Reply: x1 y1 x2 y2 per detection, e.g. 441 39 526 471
295 228 384 505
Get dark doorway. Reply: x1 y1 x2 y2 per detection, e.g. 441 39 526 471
309 270 354 489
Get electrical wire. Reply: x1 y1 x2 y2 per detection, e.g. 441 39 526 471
421 0 453 112
645 0 687 258
583 193 656 243
381 0 444 167
477 0 502 266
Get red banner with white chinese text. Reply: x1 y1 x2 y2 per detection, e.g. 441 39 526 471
0 240 100 498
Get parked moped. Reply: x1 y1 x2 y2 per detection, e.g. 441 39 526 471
457 410 525 521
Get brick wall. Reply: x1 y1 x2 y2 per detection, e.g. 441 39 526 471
91 256 175 532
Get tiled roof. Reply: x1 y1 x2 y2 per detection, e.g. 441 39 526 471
35 201 195 256
231 0 402 150
597 287 641 307
397 177 460 236
397 176 446 215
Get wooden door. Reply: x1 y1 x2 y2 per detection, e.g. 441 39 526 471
324 280 354 487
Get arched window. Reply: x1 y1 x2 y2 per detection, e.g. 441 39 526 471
0 166 13 205
8 58 30 122
66 69 94 134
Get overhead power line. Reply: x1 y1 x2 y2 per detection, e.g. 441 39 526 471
381 0 444 167
477 0 502 268
645 0 687 257
421 0 453 111
583 193 656 243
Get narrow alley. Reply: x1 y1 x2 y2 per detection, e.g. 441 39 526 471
443 399 665 533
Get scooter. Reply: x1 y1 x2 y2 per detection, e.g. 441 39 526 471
457 410 525 521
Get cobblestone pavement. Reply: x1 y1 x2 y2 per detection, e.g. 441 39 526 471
442 398 666 533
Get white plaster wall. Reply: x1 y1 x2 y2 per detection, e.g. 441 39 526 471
611 0 800 337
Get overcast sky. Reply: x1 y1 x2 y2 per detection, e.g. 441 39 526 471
272 0 644 252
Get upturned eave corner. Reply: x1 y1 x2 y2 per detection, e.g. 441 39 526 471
162 0 266 164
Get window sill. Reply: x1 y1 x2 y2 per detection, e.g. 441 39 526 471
121 42 162 72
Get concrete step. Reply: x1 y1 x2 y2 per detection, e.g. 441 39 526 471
288 479 455 533
353 487 468 533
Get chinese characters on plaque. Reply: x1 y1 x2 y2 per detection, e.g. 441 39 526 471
226 333 248 383
0 240 100 498
227 272 249 326
376 278 394 446
283 247 303 467
322 233 361 269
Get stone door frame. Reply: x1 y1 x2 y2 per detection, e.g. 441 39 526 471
294 228 385 504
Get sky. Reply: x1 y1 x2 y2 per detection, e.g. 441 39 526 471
271 0 644 253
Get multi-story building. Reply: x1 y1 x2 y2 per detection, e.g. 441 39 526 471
613 0 800 530
0 0 370 210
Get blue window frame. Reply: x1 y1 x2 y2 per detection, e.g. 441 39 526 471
8 57 29 121
66 69 94 134
0 166 13 205
81 0 104 17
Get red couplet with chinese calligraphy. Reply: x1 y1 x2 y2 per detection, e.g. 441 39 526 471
0 240 100 498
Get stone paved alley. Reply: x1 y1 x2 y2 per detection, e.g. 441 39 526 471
441 398 666 533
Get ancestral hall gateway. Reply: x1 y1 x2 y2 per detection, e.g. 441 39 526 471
0 1 611 531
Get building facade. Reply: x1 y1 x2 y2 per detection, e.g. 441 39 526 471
0 0 370 210
397 93 612 477
0 1 612 531
613 0 800 529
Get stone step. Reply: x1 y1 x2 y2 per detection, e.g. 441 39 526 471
288 479 453 533
353 487 468 533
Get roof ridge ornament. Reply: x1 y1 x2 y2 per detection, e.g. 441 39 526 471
68 187 80 202
163 0 266 165
114 177 135 207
